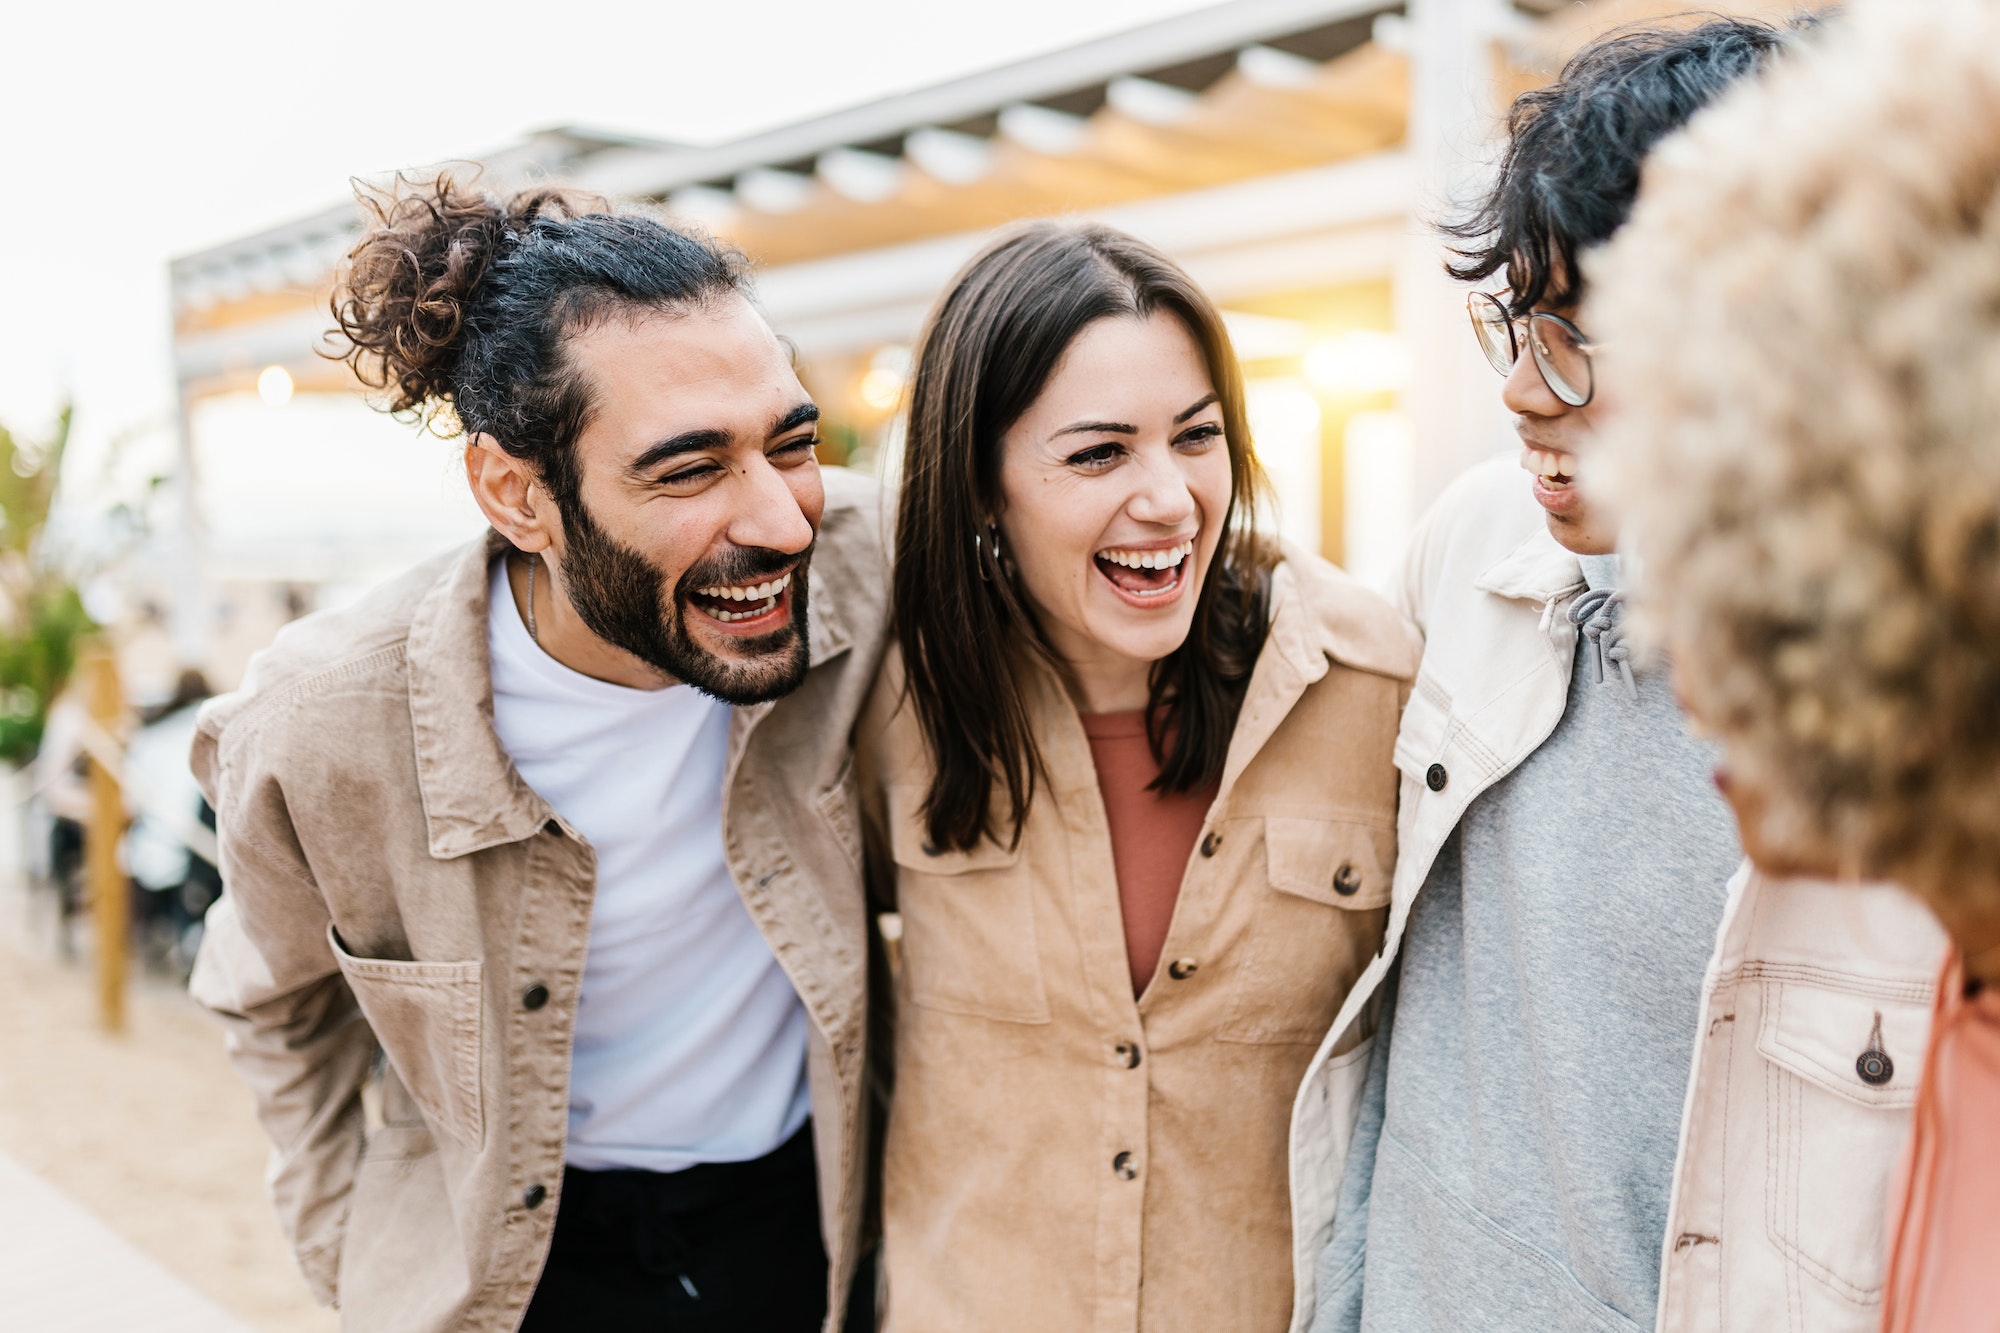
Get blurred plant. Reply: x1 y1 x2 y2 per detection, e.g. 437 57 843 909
0 407 95 763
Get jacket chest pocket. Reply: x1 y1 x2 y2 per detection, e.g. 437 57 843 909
329 925 485 1149
887 788 1049 1025
1218 816 1394 1044
1757 977 1928 1306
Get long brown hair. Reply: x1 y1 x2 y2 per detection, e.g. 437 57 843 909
896 221 1275 853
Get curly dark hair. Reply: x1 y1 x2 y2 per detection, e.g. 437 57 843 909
327 171 750 511
1447 16 1811 317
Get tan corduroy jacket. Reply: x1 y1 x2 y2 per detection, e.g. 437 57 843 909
188 467 889 1333
858 547 1420 1333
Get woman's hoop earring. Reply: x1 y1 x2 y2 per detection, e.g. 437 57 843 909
974 522 1004 583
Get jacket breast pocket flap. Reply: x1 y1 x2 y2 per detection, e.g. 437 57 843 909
1265 816 1394 911
1757 978 1925 1108
884 787 1046 1024
328 925 485 1149
1756 977 1929 1304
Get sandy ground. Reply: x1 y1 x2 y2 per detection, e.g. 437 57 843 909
0 875 337 1333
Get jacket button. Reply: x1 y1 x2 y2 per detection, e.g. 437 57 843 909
522 1184 547 1210
1425 763 1448 792
521 983 550 1011
1857 1049 1894 1085
1115 1041 1142 1069
1199 832 1221 857
1333 863 1362 896
1168 957 1198 980
543 818 563 837
1112 1151 1138 1180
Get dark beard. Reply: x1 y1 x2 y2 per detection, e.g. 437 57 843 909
552 493 813 705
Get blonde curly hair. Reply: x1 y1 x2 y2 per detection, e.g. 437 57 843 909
1588 0 2000 938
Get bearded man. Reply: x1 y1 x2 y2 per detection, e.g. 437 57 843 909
189 178 886 1333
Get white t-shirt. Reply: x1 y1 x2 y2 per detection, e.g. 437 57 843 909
486 558 810 1172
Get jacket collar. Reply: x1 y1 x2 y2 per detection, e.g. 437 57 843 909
406 531 857 859
1220 547 1420 795
407 533 548 859
1473 524 1586 606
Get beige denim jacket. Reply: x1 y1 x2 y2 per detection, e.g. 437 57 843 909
188 466 889 1333
859 547 1419 1333
1654 863 1942 1333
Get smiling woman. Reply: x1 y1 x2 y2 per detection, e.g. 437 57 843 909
859 221 1420 1333
893 221 1274 857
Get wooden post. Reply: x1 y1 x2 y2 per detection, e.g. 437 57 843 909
82 646 127 1033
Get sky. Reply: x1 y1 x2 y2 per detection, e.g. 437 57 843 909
0 0 1216 497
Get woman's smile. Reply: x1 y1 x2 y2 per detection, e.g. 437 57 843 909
1093 536 1197 608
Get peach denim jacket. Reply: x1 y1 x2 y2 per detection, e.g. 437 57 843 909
188 467 890 1333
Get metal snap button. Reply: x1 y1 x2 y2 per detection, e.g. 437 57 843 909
1112 1151 1138 1180
1115 1041 1142 1069
521 983 551 1011
1856 1011 1894 1086
543 818 563 837
1425 763 1449 792
522 1183 548 1210
1168 957 1198 980
1199 832 1221 857
1333 863 1362 896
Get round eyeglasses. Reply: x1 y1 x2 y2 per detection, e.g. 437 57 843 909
1467 290 1597 408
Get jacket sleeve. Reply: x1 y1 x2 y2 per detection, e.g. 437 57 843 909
1392 482 1457 638
186 708 374 1307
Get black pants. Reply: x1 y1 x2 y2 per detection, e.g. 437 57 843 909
520 1123 871 1332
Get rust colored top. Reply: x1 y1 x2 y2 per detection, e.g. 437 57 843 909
1883 948 2000 1333
1079 708 1215 995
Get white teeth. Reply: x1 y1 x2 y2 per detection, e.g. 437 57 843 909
1522 447 1574 480
1097 538 1195 570
704 595 778 623
696 571 792 602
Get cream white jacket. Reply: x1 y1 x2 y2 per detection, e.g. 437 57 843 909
1285 456 1943 1333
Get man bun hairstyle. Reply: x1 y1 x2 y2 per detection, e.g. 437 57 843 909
1447 16 1806 316
329 172 751 513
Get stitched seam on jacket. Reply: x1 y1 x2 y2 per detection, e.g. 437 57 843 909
1378 1129 1641 1333
224 643 411 738
1729 961 1931 1005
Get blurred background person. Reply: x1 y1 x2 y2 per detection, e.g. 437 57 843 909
122 668 218 978
861 221 1416 1332
28 684 92 956
1590 2 2000 1329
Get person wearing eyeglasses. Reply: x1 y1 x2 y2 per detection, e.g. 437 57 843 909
1293 18 1931 1333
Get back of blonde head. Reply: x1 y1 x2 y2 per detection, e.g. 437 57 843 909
1590 0 2000 934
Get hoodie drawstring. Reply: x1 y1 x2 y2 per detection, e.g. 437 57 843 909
1568 586 1637 700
